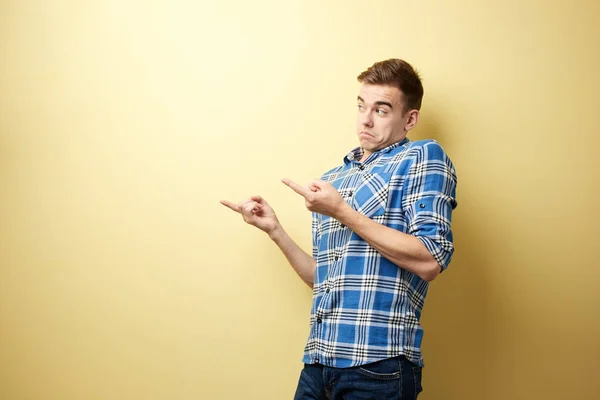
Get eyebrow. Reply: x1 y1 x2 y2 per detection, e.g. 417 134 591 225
357 96 393 109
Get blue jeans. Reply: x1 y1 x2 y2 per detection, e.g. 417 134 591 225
293 356 423 400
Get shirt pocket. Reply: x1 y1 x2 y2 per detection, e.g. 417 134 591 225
352 172 392 218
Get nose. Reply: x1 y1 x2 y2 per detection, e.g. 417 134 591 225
359 110 374 128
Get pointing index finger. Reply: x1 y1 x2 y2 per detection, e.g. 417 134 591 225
281 178 310 198
219 200 241 213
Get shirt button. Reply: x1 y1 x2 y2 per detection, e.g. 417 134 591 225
359 165 365 170
334 256 339 261
326 288 330 293
317 318 322 323
314 358 319 364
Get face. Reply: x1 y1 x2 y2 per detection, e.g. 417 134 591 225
356 84 419 158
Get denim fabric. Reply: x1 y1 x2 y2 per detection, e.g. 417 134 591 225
294 355 423 400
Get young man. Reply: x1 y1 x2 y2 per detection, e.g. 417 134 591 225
221 59 457 399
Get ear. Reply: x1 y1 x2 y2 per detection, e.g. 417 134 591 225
404 109 420 131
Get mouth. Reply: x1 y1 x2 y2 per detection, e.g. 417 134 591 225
359 131 374 138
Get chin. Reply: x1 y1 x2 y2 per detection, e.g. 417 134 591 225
358 137 374 148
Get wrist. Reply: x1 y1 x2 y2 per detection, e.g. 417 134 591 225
268 224 286 242
335 203 355 225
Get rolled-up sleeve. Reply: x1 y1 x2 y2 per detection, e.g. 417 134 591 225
401 141 458 271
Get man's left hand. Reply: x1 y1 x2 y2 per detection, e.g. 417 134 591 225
282 178 350 219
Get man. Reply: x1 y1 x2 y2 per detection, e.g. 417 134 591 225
221 59 457 399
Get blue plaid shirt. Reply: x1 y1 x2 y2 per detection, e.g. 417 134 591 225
302 138 457 368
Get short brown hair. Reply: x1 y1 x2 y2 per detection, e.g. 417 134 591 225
357 59 424 113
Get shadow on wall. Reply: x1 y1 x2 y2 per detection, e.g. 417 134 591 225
410 111 497 399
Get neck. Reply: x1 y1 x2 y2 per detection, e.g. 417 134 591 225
360 150 372 163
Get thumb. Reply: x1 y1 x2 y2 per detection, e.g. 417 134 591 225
311 180 326 189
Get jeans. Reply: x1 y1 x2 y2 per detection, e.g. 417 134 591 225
293 355 423 400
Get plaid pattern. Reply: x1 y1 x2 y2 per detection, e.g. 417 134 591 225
302 138 457 368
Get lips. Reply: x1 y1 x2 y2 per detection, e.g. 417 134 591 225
359 131 374 138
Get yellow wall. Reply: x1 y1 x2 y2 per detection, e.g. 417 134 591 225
1 1 598 399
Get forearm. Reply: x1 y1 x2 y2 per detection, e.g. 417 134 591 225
269 226 317 288
337 206 440 282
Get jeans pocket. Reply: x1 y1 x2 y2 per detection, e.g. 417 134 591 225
413 366 423 394
357 358 401 381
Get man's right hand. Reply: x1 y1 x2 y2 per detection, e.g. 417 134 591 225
221 194 316 287
220 195 280 236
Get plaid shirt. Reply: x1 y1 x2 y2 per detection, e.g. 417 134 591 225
302 138 457 368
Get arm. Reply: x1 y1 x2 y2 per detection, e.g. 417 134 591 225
220 195 316 288
282 142 457 282
335 207 441 282
269 226 316 288
337 143 457 282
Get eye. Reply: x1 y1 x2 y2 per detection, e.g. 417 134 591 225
357 104 365 111
376 108 387 116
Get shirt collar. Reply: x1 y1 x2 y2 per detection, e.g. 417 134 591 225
344 137 410 164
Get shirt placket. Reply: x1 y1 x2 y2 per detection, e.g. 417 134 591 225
313 162 369 365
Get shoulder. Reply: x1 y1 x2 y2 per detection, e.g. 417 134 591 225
389 139 457 183
320 164 345 181
323 165 343 175
406 139 450 160
401 140 456 173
